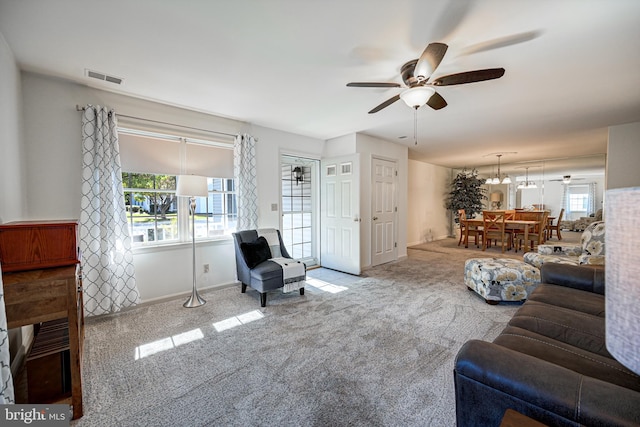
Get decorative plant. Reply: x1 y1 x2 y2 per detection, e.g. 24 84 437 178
446 168 487 220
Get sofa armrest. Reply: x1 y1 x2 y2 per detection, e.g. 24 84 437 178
537 244 582 256
540 262 605 294
454 340 640 427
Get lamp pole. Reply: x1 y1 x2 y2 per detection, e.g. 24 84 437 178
183 196 206 308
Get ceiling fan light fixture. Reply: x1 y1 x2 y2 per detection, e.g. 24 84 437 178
400 86 435 108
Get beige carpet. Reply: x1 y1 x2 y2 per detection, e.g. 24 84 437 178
71 236 577 426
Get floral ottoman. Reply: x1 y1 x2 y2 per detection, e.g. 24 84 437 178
464 258 541 304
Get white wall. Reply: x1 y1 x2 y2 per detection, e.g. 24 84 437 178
407 159 451 245
0 31 30 374
251 124 325 229
608 122 640 189
20 72 325 302
0 33 25 223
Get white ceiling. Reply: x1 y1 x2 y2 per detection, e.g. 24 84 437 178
1 0 639 171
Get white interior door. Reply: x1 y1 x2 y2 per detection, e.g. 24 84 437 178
372 158 397 266
320 154 360 275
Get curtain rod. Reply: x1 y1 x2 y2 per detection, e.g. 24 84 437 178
75 104 237 138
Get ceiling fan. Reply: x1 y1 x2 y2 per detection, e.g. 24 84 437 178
347 42 505 113
549 175 585 184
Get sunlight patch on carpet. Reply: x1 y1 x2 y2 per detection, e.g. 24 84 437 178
135 328 204 360
306 278 348 293
213 309 265 332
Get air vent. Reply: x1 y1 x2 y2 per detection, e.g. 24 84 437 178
85 69 124 85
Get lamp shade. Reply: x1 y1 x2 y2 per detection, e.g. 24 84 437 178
490 192 502 202
606 186 640 375
176 175 208 197
400 86 435 108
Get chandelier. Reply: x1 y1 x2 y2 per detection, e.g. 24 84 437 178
484 154 512 184
517 167 537 189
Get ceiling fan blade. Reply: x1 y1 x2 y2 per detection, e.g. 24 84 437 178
368 94 401 114
400 60 417 87
414 42 448 81
460 31 541 56
432 68 505 86
347 82 401 88
427 91 447 110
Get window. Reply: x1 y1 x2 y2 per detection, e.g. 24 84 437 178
569 193 589 212
123 173 237 245
201 178 237 238
118 128 236 246
123 173 178 244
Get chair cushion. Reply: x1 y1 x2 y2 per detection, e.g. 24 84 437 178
240 236 272 268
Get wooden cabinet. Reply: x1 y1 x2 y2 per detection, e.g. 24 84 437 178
2 265 84 419
0 220 79 272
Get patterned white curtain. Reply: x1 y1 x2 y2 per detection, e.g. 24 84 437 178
234 134 258 230
0 266 15 404
561 184 571 218
80 105 140 316
588 182 597 214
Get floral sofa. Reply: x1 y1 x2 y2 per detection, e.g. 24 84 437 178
559 208 603 231
523 221 605 269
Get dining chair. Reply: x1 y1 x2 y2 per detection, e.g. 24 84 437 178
482 210 512 253
546 208 564 240
514 210 548 252
458 209 483 248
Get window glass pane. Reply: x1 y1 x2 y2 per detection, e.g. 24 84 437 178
122 171 236 245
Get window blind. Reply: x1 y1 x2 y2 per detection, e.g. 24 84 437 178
118 131 233 178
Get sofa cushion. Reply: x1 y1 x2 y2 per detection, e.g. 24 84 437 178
494 325 640 393
508 301 609 357
240 236 272 268
580 221 605 255
527 284 605 316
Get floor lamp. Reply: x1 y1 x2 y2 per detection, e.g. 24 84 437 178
177 175 209 308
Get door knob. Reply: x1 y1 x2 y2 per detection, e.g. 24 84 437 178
373 216 378 220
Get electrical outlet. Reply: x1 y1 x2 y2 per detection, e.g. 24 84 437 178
203 264 210 273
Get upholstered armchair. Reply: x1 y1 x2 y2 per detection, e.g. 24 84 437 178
523 221 605 269
232 228 305 307
560 208 603 231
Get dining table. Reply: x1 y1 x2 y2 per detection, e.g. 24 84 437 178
462 218 540 252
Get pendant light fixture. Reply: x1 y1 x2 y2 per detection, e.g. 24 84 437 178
517 167 538 189
486 153 513 184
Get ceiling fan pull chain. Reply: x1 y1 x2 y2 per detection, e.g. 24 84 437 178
414 106 418 145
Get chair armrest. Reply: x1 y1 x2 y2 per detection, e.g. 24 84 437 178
537 244 582 256
454 340 640 427
540 262 605 294
578 254 605 266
